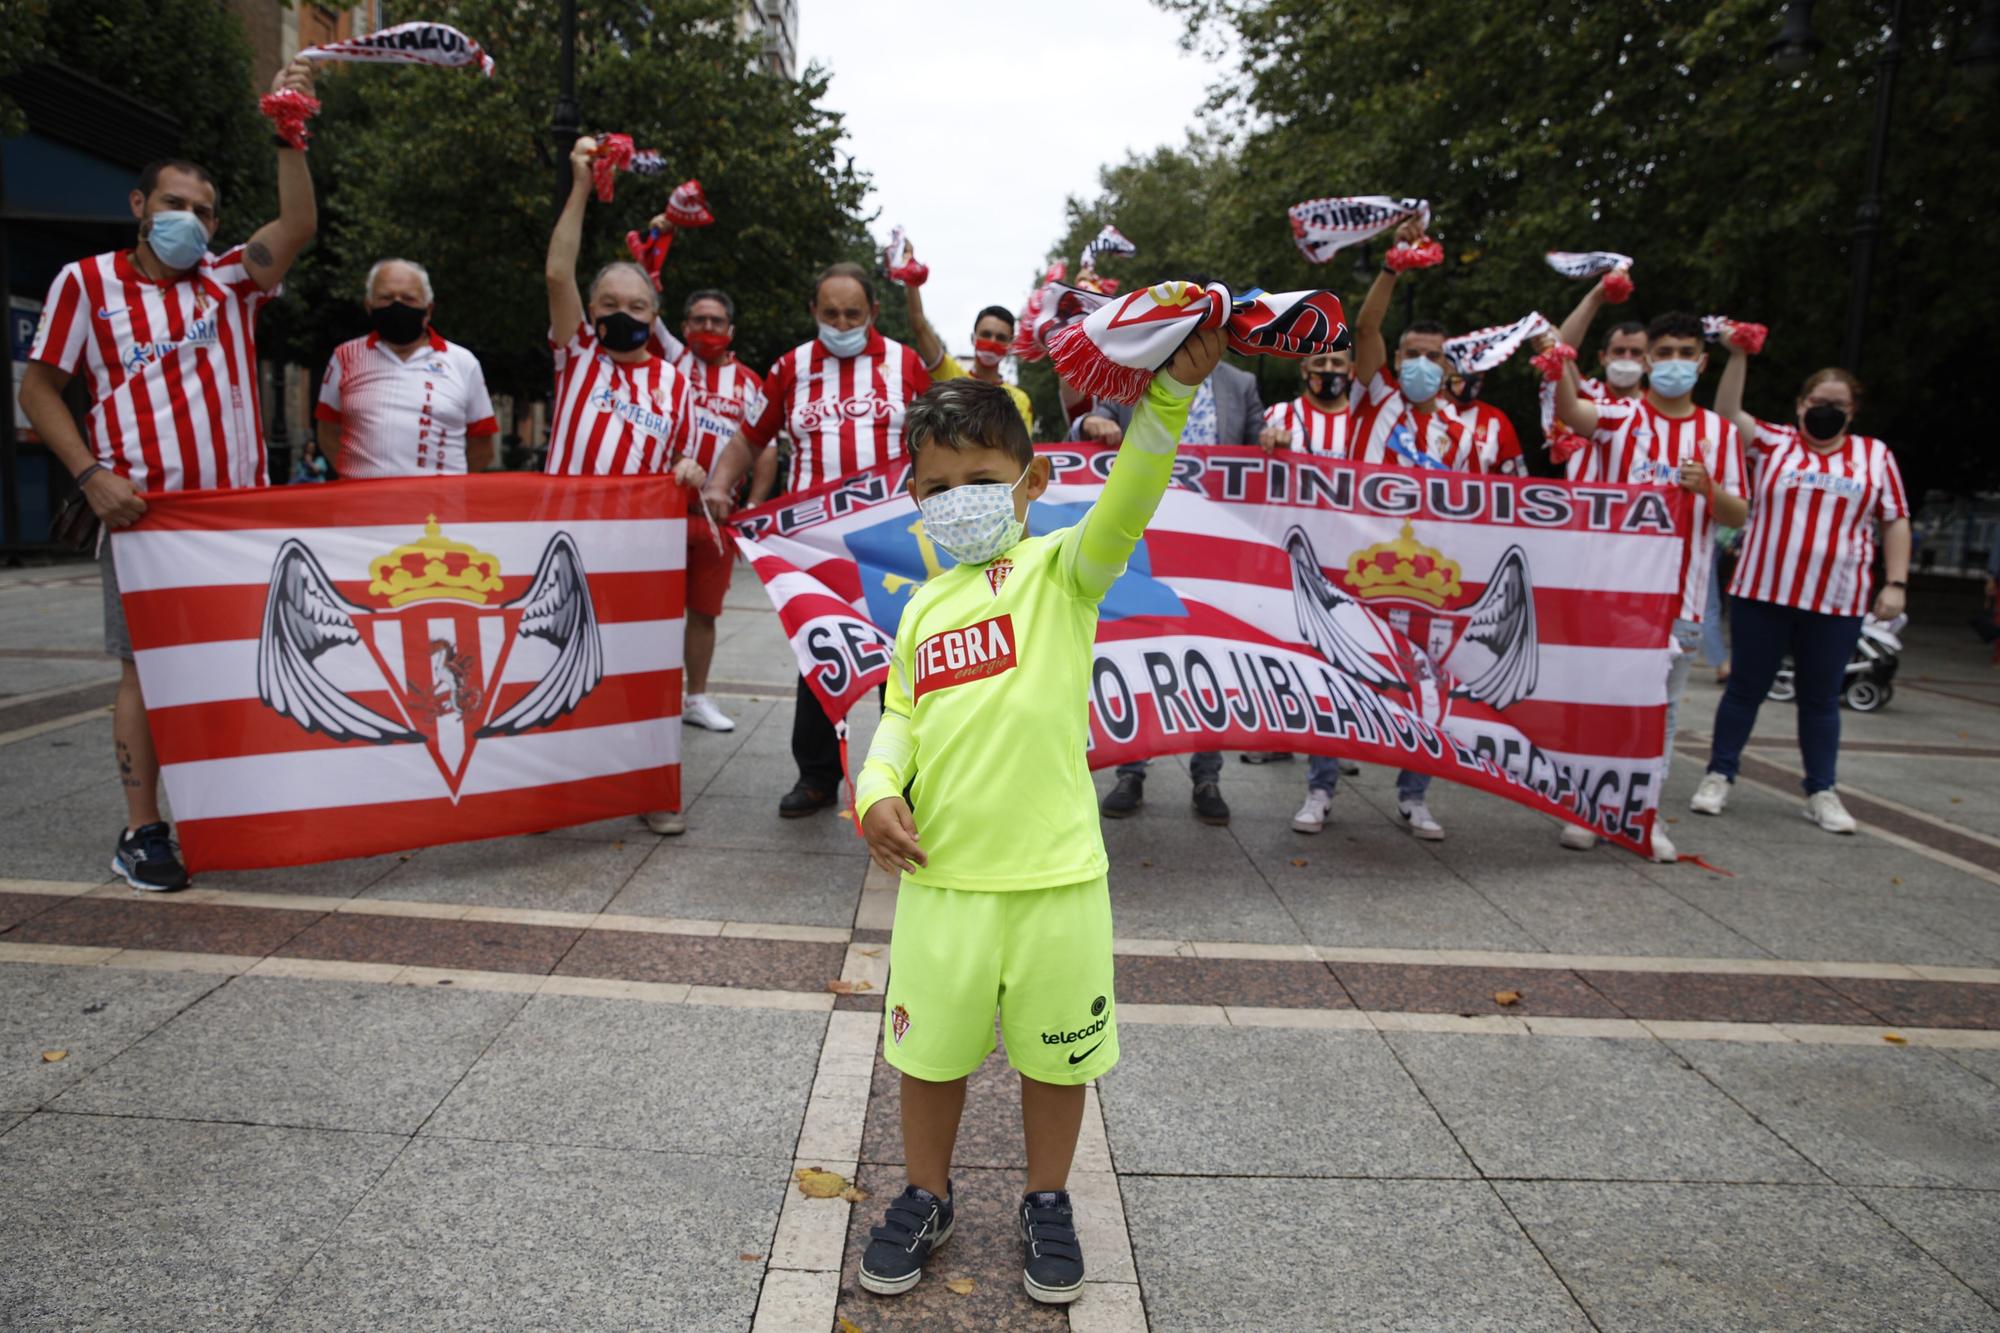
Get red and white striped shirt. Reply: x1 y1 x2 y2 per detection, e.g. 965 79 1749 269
1582 398 1746 623
315 330 497 478
744 330 930 492
29 247 274 491
1454 399 1526 476
1263 397 1352 457
1541 375 1637 480
645 325 769 472
1350 369 1477 470
544 323 692 476
1731 420 1909 617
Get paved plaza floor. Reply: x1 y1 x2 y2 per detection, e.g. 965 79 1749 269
2 558 1997 1331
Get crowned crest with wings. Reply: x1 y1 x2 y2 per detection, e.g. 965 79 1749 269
1283 521 1537 727
256 516 603 799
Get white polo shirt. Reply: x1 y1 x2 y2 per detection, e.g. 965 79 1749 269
316 329 498 477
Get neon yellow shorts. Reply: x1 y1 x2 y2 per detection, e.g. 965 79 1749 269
882 876 1117 1085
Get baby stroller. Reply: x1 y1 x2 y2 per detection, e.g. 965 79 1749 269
1768 616 1903 713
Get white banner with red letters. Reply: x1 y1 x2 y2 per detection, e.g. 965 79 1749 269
114 475 683 872
734 449 1691 854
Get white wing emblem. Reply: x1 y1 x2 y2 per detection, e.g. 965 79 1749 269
1283 526 1405 692
257 539 420 743
480 532 604 736
1446 545 1539 710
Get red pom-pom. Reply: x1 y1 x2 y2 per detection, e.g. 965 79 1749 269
1601 269 1634 304
259 89 321 151
1729 321 1768 355
1548 424 1588 465
1530 341 1579 382
591 133 634 203
1384 238 1445 273
1095 278 1121 295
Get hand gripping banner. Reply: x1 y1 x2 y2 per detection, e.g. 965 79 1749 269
733 450 1690 855
112 476 685 872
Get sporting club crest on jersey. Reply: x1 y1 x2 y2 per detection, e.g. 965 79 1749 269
985 558 1013 596
256 515 604 799
1284 521 1537 727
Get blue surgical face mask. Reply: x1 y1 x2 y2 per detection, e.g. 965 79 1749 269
818 322 869 358
1648 357 1701 399
916 468 1029 566
144 210 210 271
1398 355 1443 403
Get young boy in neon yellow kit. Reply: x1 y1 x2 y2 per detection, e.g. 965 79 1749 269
856 307 1224 1304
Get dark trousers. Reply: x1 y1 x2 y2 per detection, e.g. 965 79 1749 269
1706 597 1864 795
792 675 884 793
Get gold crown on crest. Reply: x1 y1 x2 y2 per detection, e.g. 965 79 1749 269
1345 521 1463 608
368 515 505 607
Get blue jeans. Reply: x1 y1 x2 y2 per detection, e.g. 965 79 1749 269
1307 757 1430 803
1701 544 1729 668
1706 597 1865 795
1119 752 1223 785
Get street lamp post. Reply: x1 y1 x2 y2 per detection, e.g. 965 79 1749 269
1843 0 1905 372
550 0 580 214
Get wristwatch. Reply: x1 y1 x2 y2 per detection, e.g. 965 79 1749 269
1887 579 1907 588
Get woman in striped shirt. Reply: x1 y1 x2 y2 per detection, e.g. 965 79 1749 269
1696 346 1912 834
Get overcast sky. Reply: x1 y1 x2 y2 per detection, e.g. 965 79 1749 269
799 0 1219 361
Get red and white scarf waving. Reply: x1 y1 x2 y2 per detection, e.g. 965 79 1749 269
1046 281 1349 404
666 179 714 228
1545 250 1633 279
881 226 928 288
1703 315 1768 355
1287 196 1428 264
1079 224 1138 271
297 21 495 76
1444 312 1554 376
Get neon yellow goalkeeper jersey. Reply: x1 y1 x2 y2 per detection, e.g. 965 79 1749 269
855 374 1195 891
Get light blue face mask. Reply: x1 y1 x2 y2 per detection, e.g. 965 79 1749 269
144 210 210 271
1647 357 1701 399
817 321 869 358
916 468 1029 566
1398 355 1443 403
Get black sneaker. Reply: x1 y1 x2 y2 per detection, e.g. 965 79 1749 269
1099 773 1144 818
777 783 837 819
1019 1190 1085 1304
859 1184 954 1296
112 822 189 892
1192 782 1231 826
1338 758 1362 776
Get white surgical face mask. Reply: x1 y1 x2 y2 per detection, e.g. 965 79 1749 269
916 468 1029 566
817 321 869 357
1604 358 1645 389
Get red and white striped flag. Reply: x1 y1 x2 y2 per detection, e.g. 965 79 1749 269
735 449 1691 855
113 475 683 872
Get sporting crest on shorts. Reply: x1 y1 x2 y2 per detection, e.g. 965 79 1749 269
890 1004 911 1046
256 515 604 800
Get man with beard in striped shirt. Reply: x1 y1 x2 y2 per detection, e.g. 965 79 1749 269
18 59 321 892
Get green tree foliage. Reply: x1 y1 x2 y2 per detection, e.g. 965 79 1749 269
289 0 875 402
1050 0 1998 492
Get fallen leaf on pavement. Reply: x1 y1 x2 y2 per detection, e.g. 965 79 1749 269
1291 858 1307 867
738 1252 761 1262
838 1318 862 1333
1882 1033 1908 1045
1891 877 1902 886
1951 797 1963 805
826 979 873 994
944 1277 976 1295
1492 990 1522 1007
1140 859 1152 867
795 1168 848 1197
40 1050 68 1062
858 947 883 957
840 1185 869 1203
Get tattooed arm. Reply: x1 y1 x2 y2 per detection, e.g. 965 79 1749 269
243 58 320 292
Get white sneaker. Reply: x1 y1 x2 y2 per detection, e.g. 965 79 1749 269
1558 823 1599 851
1398 799 1444 841
683 693 735 732
1291 789 1333 834
1690 773 1730 815
1804 790 1857 834
1650 824 1679 864
643 810 686 836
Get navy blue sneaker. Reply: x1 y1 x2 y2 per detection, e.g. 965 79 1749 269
112 822 189 892
858 1184 954 1296
1019 1189 1085 1304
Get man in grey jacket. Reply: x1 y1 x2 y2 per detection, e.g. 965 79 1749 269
1077 304 1263 828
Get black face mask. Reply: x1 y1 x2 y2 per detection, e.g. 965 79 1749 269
1305 371 1351 403
367 301 429 345
595 310 652 353
1450 374 1485 403
1801 404 1849 443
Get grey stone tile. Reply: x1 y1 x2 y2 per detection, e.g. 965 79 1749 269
1943 1048 2000 1089
1679 1042 2000 1188
362 834 652 912
1387 1033 1816 1182
607 846 862 927
536 814 654 843
1124 1176 1590 1332
424 992 823 1157
692 746 814 799
1500 1181 2000 1332
1271 871 1546 952
0 963 221 1111
0 715 119 814
1857 1187 2000 1309
55 975 528 1133
1108 866 1307 945
1099 1024 1471 1178
0 776 141 882
260 1136 782 1333
197 851 407 899
1 1110 26 1137
1473 870 1771 958
1662 878 2000 969
0 1113 402 1332
673 791 869 856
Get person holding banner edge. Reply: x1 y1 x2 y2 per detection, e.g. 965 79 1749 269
18 59 321 892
